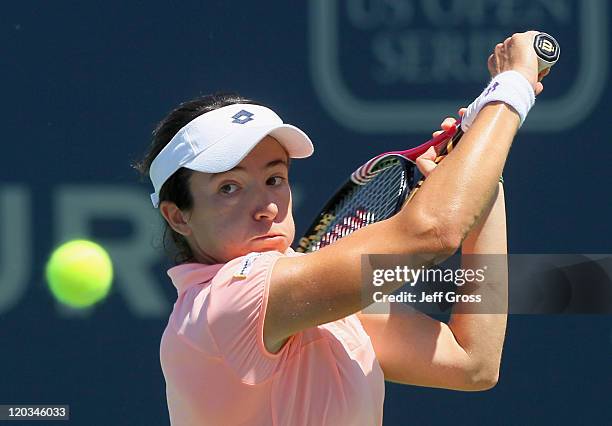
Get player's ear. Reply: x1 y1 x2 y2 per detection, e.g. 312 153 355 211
159 201 192 236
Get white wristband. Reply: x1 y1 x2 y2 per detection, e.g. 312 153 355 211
461 71 536 132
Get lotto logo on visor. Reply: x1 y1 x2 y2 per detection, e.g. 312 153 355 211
231 110 254 124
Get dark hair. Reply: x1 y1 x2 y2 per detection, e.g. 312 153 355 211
133 92 259 264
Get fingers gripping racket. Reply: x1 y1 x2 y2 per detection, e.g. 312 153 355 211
296 33 560 254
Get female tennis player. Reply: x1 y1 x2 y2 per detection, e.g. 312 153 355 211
137 31 546 425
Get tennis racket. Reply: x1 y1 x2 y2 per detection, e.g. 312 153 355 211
295 33 560 254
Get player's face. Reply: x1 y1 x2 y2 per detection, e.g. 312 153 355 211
185 136 295 264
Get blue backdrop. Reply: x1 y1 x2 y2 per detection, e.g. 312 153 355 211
1 1 610 425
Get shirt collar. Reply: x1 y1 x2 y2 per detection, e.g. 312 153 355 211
167 263 224 294
166 247 297 294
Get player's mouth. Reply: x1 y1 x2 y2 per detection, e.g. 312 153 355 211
251 233 286 242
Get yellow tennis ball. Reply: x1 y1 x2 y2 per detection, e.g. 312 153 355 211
45 240 113 308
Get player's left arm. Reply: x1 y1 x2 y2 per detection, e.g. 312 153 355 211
356 183 507 391
356 302 493 391
357 116 508 391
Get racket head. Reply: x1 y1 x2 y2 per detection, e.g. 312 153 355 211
295 121 463 254
295 156 415 253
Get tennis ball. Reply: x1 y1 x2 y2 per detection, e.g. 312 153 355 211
45 239 113 308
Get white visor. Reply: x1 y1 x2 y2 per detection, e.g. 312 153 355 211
148 103 314 207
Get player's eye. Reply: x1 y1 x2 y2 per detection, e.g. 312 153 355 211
219 183 239 194
267 176 285 186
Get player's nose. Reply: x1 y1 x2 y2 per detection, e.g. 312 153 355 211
254 202 279 221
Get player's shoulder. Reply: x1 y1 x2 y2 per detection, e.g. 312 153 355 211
214 248 303 284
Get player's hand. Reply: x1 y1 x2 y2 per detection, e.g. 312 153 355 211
487 31 547 96
417 108 466 177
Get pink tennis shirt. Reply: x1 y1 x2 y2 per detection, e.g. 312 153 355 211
160 248 385 425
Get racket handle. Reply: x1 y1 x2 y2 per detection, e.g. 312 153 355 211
534 33 560 73
407 33 559 204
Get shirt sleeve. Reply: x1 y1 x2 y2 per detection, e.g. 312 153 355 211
206 251 301 385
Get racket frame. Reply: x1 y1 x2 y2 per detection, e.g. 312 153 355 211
295 123 462 253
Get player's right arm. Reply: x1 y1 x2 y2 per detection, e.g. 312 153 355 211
265 31 542 350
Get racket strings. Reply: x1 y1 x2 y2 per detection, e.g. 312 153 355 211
310 163 413 251
299 128 464 253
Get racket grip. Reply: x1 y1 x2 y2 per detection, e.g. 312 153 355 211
534 33 560 73
408 34 559 204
